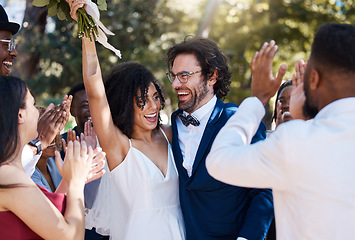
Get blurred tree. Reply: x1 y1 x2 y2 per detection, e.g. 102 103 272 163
196 0 223 38
10 0 355 127
13 0 199 110
208 0 354 128
12 0 47 90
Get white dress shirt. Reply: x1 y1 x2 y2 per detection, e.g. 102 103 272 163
207 97 355 240
21 144 42 177
177 95 217 177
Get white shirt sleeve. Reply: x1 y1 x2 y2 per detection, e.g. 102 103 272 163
21 144 42 177
206 97 288 190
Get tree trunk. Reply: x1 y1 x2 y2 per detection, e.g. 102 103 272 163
13 0 47 80
196 0 222 38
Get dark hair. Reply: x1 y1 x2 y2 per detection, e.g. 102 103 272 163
166 36 232 99
0 76 27 165
104 62 165 138
272 80 292 123
311 23 355 75
68 82 85 100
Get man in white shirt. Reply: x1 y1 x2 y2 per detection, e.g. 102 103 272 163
166 37 274 240
206 23 355 239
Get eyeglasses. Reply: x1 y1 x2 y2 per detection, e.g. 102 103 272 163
0 39 16 52
166 70 202 83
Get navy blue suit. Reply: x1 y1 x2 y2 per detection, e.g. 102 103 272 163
171 98 274 240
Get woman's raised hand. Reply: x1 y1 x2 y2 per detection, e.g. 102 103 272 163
66 0 86 21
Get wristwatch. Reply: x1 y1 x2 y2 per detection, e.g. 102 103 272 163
28 139 42 155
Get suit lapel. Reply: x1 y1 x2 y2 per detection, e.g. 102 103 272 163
171 109 190 180
190 99 225 176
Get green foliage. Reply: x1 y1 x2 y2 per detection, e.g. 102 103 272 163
95 0 107 10
32 0 50 7
21 0 355 125
32 0 74 22
208 0 354 127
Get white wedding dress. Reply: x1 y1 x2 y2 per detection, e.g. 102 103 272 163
86 129 185 240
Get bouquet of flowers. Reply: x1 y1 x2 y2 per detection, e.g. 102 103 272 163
32 0 121 58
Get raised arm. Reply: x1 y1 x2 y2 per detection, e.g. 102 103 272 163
206 41 289 188
81 29 129 171
68 0 130 171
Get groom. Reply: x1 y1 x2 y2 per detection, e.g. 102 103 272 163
166 37 274 240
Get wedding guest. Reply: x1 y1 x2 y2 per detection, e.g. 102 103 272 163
60 82 107 240
206 23 355 239
166 37 274 239
272 80 293 128
0 4 71 176
61 82 91 150
31 107 63 192
0 75 105 239
0 4 18 76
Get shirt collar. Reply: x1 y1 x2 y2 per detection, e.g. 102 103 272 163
183 95 217 121
314 97 355 120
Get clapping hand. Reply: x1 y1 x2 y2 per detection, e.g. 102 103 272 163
55 140 93 186
37 95 72 150
62 124 105 183
82 119 97 150
62 129 79 153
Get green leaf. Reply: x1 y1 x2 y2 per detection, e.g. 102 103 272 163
57 8 66 20
97 0 107 11
32 0 50 7
98 2 107 11
48 0 59 9
58 0 73 22
96 0 105 5
47 3 58 17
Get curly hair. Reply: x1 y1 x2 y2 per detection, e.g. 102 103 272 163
0 76 27 165
104 62 165 138
166 36 232 99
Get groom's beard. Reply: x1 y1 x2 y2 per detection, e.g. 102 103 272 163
303 85 318 119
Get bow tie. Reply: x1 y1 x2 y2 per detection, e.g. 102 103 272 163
178 113 200 127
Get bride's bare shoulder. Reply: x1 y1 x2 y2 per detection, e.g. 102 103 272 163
161 125 172 144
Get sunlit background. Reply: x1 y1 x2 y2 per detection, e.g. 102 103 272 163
0 0 354 129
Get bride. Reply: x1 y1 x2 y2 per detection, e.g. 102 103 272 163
68 1 186 239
